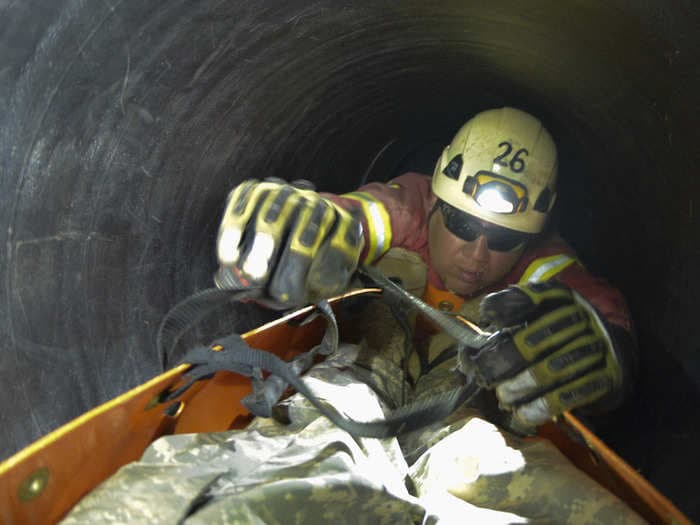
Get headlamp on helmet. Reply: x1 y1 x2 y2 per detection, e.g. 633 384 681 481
462 171 528 215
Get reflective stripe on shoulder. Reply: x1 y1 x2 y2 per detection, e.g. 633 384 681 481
519 254 578 284
341 191 393 263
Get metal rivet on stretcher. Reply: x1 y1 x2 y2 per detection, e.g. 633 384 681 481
18 467 49 502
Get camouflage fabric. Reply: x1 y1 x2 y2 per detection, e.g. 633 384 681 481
408 410 646 524
62 335 645 524
61 261 646 523
61 345 529 524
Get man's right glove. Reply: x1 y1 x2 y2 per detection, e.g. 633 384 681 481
214 179 363 309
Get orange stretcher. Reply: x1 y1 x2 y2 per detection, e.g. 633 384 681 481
0 288 693 525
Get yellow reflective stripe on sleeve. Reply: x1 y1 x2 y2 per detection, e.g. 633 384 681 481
519 254 578 284
341 191 393 263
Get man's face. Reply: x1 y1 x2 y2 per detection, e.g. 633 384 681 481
428 205 526 297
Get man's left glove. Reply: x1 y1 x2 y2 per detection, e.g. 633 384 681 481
470 281 632 429
214 178 363 309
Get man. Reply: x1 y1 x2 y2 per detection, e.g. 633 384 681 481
63 108 643 524
215 106 635 431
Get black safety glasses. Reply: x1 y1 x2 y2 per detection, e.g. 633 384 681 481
438 200 529 252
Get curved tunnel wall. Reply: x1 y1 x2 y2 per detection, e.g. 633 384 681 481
1 0 699 517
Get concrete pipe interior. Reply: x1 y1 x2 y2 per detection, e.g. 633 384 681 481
1 0 699 518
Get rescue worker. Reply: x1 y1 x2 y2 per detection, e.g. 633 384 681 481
214 106 636 432
62 108 643 524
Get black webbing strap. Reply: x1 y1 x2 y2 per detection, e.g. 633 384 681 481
157 267 488 438
240 300 338 417
156 286 262 370
163 332 479 439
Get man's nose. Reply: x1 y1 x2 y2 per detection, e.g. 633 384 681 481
468 234 490 262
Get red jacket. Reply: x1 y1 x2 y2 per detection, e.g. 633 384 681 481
326 173 632 333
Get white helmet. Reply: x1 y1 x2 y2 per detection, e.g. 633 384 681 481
432 107 558 234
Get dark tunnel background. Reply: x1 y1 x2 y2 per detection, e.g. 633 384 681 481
1 0 699 519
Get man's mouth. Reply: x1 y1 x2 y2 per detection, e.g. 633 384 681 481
459 269 483 284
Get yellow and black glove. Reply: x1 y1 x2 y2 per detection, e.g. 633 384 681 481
471 281 633 430
214 179 363 309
